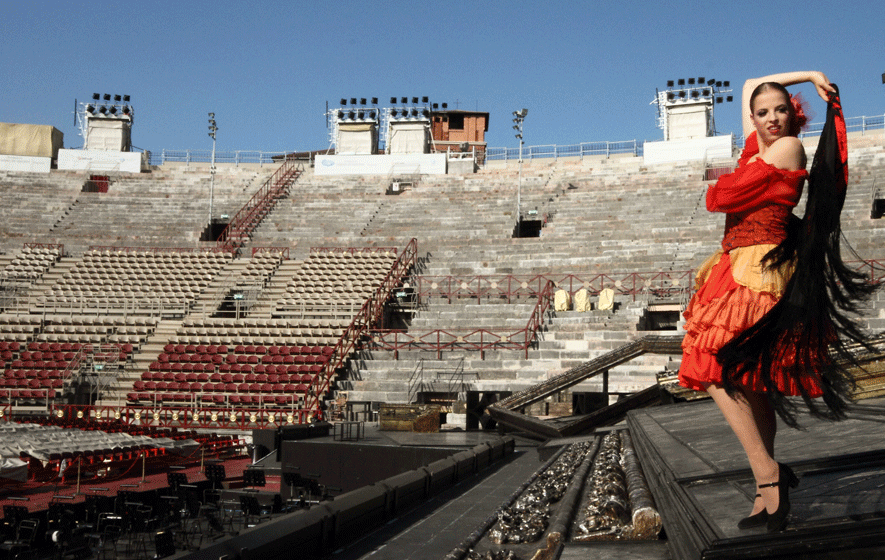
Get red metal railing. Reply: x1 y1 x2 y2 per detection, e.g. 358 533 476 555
217 157 303 253
850 258 885 284
300 239 418 419
370 278 556 359
309 245 399 256
414 270 696 302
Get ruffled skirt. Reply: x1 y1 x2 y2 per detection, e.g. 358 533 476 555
678 248 824 396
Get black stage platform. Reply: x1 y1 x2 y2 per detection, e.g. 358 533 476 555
628 397 885 559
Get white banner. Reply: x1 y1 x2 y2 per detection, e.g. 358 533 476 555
58 149 144 173
643 135 733 166
315 153 446 176
0 154 51 173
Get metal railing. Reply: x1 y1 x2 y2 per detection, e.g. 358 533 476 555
486 140 642 161
11 403 307 430
301 238 419 420
413 271 695 303
143 113 883 167
369 278 556 359
216 158 303 253
150 150 291 167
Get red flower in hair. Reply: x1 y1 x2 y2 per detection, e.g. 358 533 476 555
789 93 813 136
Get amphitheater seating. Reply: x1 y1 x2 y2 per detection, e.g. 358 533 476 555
1 136 884 416
0 315 157 405
0 245 62 282
125 316 339 407
45 166 274 250
274 250 397 316
239 250 284 284
0 171 82 251
37 249 232 315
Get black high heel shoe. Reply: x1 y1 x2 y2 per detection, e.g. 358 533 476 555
737 494 768 529
761 462 799 532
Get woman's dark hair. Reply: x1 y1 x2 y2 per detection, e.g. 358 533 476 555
750 81 805 136
718 85 879 428
750 81 792 112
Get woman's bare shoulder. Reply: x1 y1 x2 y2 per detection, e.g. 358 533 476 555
761 137 806 171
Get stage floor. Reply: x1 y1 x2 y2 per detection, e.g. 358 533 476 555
628 396 885 559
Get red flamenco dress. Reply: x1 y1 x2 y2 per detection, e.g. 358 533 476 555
679 132 824 397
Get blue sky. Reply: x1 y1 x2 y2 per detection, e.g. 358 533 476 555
2 1 882 154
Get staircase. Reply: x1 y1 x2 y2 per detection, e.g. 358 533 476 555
217 159 303 252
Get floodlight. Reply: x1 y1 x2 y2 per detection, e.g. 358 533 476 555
707 79 715 86
358 111 365 119
698 77 704 84
410 108 418 117
109 106 117 114
723 81 730 87
390 97 397 104
726 95 733 102
360 98 366 105
113 95 121 102
99 106 107 114
92 93 100 100
716 81 722 87
678 79 685 85
688 78 695 85
86 105 95 114
401 97 407 103
702 89 710 96
513 125 519 130
340 98 347 105
432 103 438 109
390 109 398 118
421 109 429 118
103 94 111 101
371 97 378 104
690 90 699 98
122 106 130 115
422 96 428 103
123 95 130 102
716 97 723 104
209 112 215 118
349 98 357 105
411 97 417 104
667 80 674 87
337 110 344 119
442 103 447 109
667 93 675 100
348 111 355 119
678 91 686 98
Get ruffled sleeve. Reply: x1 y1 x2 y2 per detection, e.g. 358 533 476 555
737 131 759 168
706 161 805 213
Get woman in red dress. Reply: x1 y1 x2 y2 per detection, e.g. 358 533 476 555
678 71 849 532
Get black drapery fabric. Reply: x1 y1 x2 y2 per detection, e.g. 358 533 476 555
716 85 879 428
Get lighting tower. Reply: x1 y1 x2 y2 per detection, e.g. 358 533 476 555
650 77 733 140
208 113 218 223
512 108 528 236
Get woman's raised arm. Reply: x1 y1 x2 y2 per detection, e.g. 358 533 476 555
741 71 834 138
